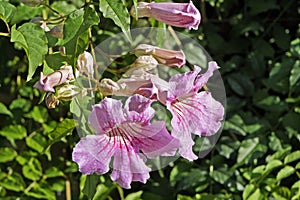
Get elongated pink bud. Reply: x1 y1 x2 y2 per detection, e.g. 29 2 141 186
132 1 201 30
133 44 186 68
34 65 74 92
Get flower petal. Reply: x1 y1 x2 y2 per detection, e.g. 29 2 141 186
191 91 224 136
72 134 115 175
168 66 201 99
193 61 219 92
137 121 179 158
89 98 126 133
111 146 150 189
124 94 155 124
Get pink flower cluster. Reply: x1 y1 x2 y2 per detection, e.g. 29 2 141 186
35 1 223 189
72 44 224 188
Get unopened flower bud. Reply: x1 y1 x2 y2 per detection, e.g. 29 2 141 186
77 51 94 77
128 55 158 74
50 23 64 38
131 1 201 30
57 84 81 101
98 78 120 96
133 44 186 68
30 17 50 32
34 65 74 93
45 93 59 109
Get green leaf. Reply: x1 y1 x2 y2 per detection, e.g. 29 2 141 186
0 2 16 23
273 25 291 49
45 118 76 149
25 106 48 123
0 102 13 117
58 7 99 65
290 60 300 90
44 167 64 178
11 4 43 24
125 191 143 200
243 184 256 200
237 137 259 163
269 147 292 161
266 159 283 171
83 174 100 200
99 0 132 42
25 182 55 200
22 157 42 181
0 172 25 192
0 125 27 140
10 23 48 81
276 166 295 181
284 150 300 164
26 133 47 153
0 148 17 163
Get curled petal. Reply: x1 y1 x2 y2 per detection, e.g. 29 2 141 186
193 61 219 92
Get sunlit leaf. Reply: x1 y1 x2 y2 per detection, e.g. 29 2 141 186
0 148 17 163
99 0 132 42
276 166 295 181
0 102 13 117
10 23 48 81
0 2 16 23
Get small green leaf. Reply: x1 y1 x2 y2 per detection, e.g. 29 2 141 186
266 160 283 171
25 106 48 123
276 166 295 181
0 148 17 163
290 60 300 90
125 191 143 200
0 125 27 140
0 2 16 23
99 0 132 42
44 167 64 178
10 23 48 81
45 118 76 149
25 182 55 200
22 158 42 181
26 133 47 153
83 174 100 200
0 102 13 117
0 172 25 192
269 146 291 161
237 137 259 163
284 150 300 164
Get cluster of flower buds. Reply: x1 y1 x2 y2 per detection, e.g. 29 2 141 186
34 51 94 108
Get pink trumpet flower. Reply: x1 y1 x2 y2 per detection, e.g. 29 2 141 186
72 94 179 189
153 61 224 161
133 1 201 30
34 65 74 93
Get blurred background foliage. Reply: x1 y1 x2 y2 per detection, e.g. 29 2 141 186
0 0 300 199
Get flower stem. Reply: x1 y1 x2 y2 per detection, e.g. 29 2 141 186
0 32 10 37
